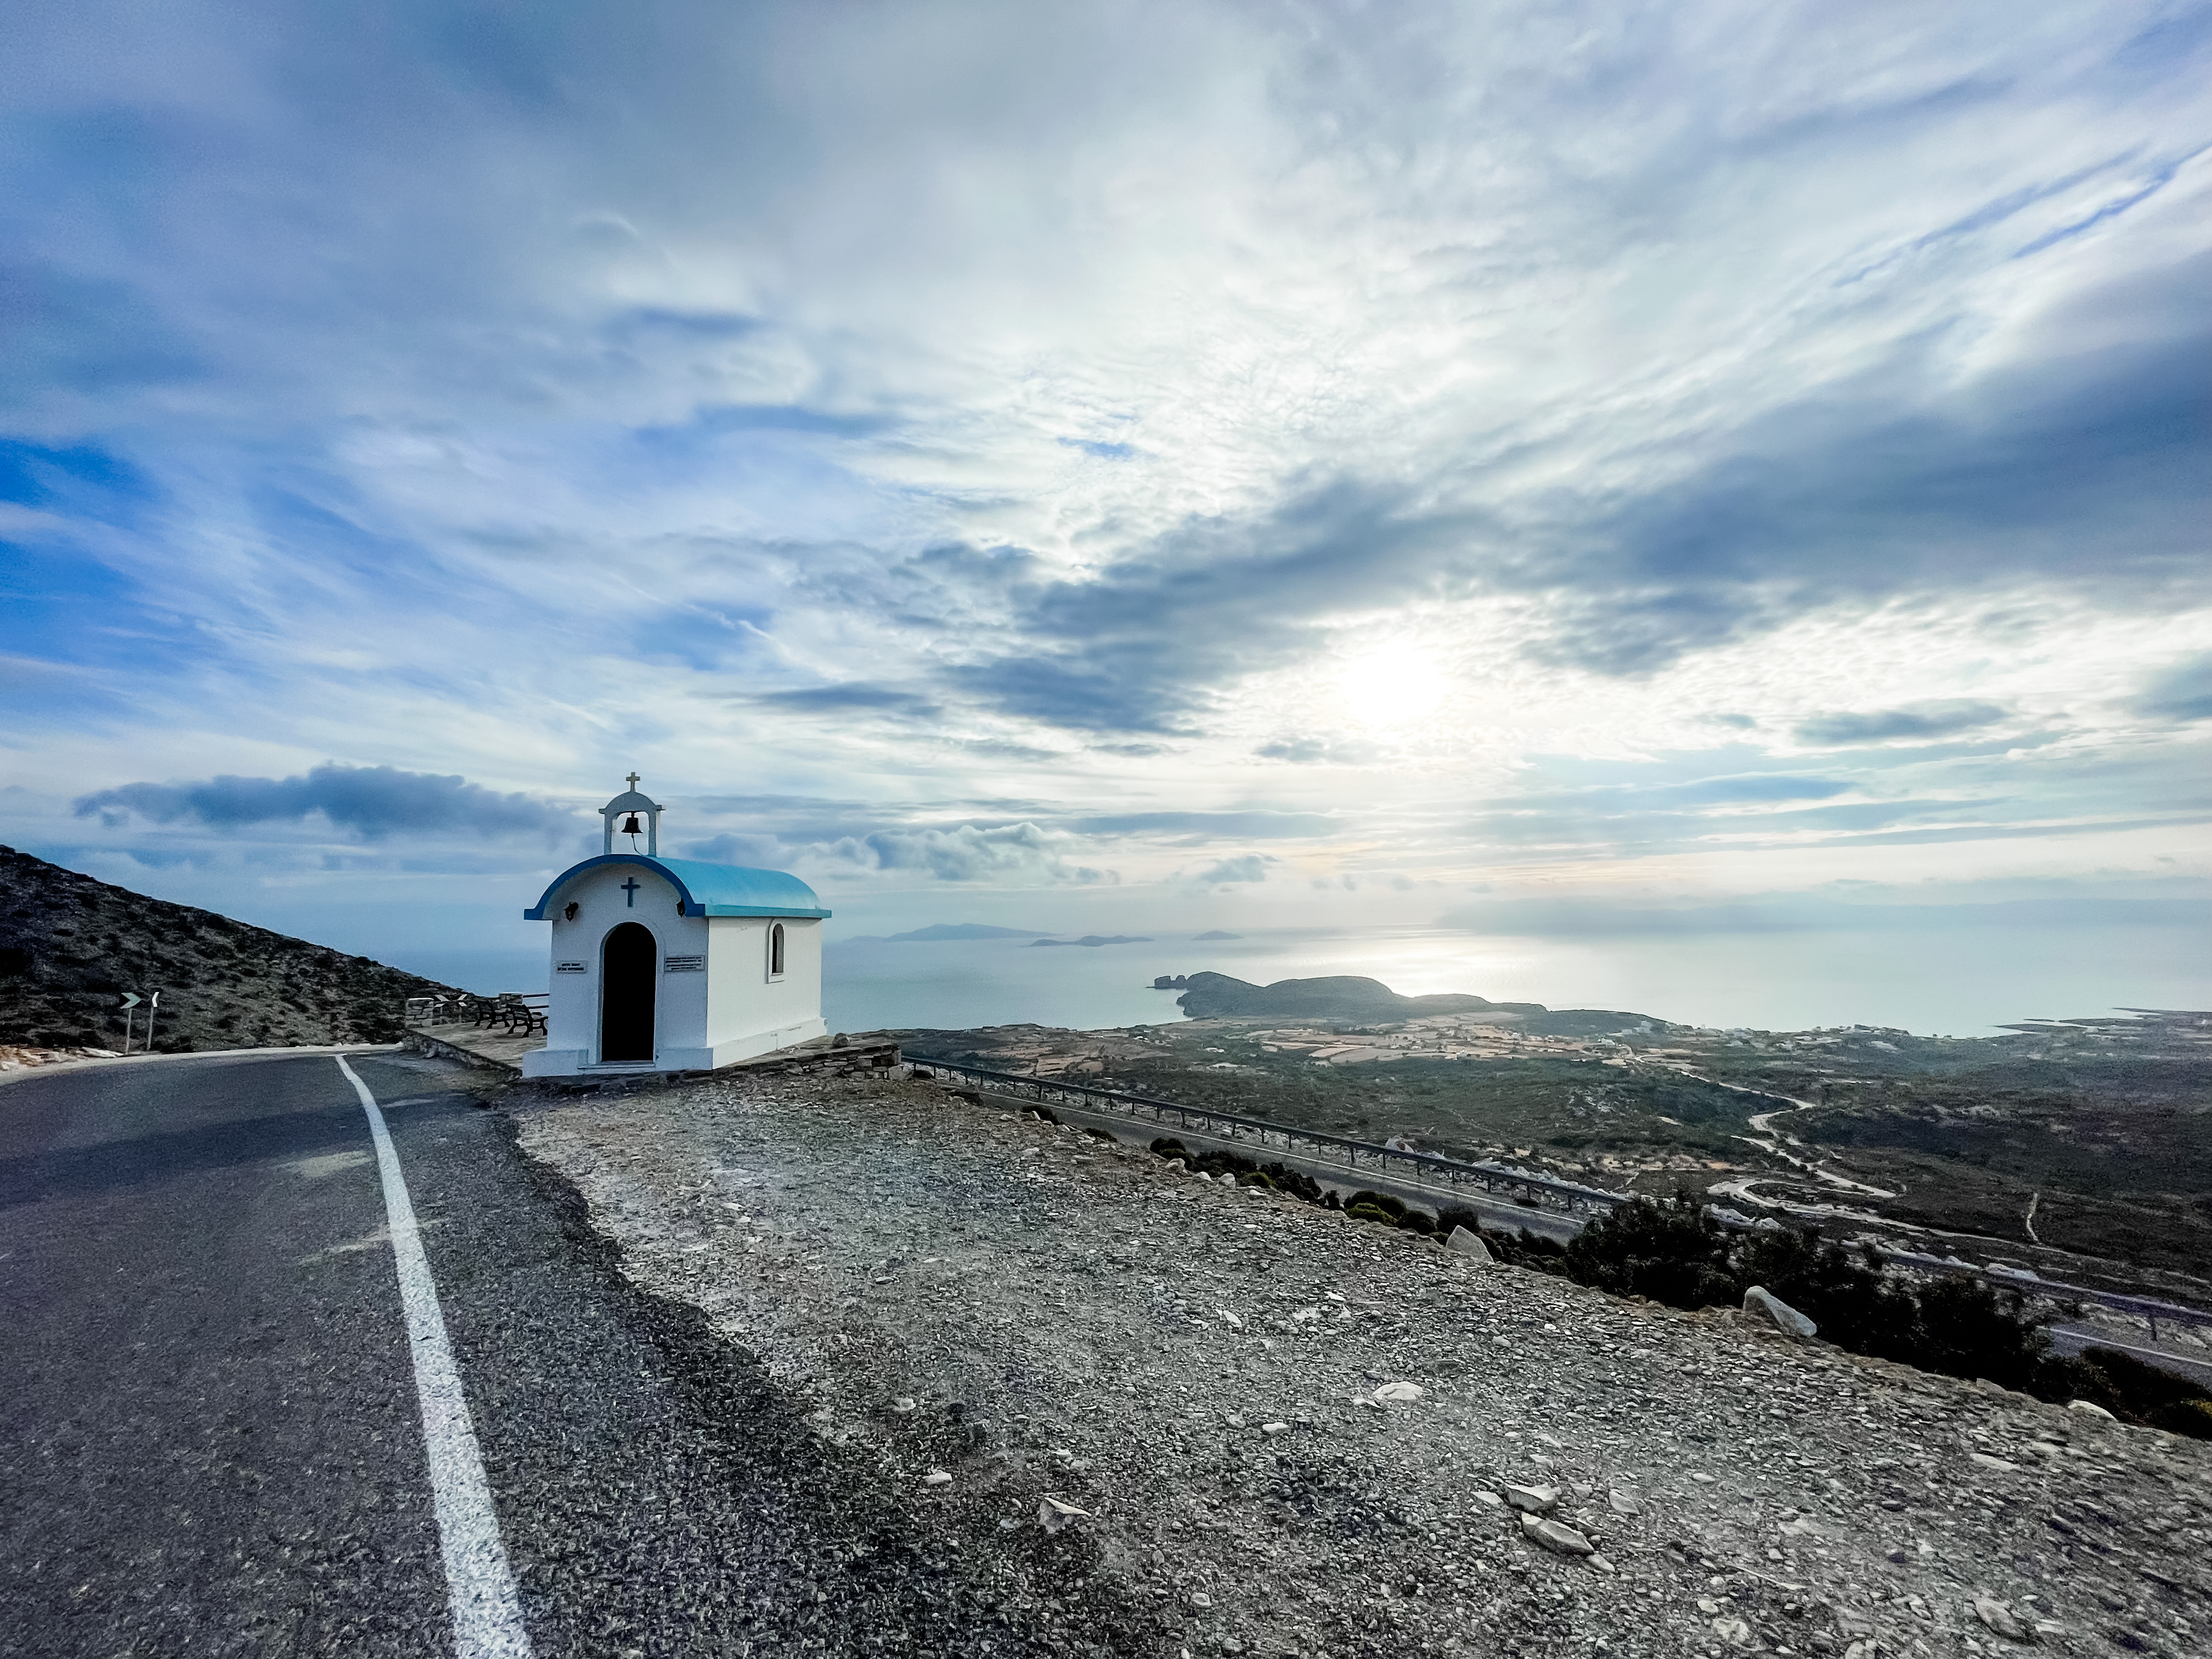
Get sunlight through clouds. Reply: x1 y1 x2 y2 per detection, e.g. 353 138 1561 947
1336 648 1453 731
1 0 2206 1022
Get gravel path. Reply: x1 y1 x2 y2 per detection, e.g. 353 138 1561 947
514 1071 2211 1659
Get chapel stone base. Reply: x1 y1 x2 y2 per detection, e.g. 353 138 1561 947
520 1014 830 1077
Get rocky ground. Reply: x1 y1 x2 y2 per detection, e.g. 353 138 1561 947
509 1069 2211 1659
0 1043 123 1073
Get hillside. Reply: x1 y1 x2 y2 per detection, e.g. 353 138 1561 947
0 846 462 1051
900 997 2212 1297
512 1067 2212 1658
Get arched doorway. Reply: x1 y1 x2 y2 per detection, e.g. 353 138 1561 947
600 922 657 1063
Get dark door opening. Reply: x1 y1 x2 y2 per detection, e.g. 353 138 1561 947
600 922 657 1063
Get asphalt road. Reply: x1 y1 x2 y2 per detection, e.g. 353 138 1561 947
0 1051 1104 1658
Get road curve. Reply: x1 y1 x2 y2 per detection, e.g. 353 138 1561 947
1 1049 1095 1657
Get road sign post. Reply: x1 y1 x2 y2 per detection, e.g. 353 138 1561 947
119 992 142 1055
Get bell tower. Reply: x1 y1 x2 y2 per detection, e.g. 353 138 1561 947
599 772 664 855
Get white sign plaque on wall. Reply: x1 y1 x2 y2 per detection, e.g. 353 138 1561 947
663 955 706 973
555 961 586 974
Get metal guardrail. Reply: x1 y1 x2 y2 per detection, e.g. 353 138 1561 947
906 1053 1630 1218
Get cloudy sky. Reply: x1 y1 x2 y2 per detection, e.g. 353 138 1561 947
4 2 2208 1022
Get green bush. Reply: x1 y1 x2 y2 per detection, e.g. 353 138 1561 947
2061 1345 2212 1437
1434 1204 1485 1238
1347 1190 1407 1220
1547 1197 2202 1408
1563 1195 1737 1310
2151 1398 2212 1440
1259 1163 1324 1203
1909 1274 2051 1392
1477 1227 1567 1273
1150 1137 1188 1158
1729 1227 1921 1362
1345 1202 1398 1227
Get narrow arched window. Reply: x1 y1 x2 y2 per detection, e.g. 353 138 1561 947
768 922 786 979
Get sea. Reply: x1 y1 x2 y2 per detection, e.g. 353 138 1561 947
394 917 2210 1038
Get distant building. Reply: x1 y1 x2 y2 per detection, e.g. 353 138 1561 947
520 776 830 1076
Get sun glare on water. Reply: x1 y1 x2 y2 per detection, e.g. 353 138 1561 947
1336 647 1452 729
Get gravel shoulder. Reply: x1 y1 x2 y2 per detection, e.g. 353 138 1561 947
512 1070 2212 1659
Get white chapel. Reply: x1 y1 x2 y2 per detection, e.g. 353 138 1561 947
520 776 830 1077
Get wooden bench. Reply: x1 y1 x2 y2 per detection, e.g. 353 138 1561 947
495 992 549 1037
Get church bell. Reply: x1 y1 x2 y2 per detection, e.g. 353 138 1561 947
620 813 644 836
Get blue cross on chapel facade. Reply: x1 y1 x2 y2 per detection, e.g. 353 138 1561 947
620 877 641 906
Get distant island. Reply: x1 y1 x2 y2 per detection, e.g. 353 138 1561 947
1175 971 1548 1020
1030 935 1153 948
1193 930 1241 940
885 923 1051 943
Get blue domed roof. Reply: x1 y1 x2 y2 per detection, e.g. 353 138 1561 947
524 855 830 920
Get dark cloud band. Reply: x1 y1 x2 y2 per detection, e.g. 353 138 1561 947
73 764 574 840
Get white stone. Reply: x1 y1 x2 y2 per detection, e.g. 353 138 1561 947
923 1469 953 1486
1742 1284 1818 1338
1972 1597 2029 1641
2066 1400 2116 1420
1037 1496 1090 1533
1505 1483 1558 1514
1372 1380 1425 1403
1607 1489 1644 1515
1445 1226 1494 1262
1519 1513 1595 1556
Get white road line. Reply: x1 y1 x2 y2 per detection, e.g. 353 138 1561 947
336 1055 534 1659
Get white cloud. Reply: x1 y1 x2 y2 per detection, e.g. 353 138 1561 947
4 0 2208 961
